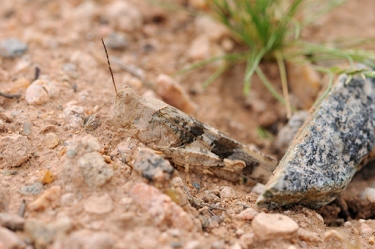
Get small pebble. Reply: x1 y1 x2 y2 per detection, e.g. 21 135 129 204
360 223 373 236
360 187 375 202
62 63 77 73
211 240 225 249
53 230 114 249
236 208 259 221
229 242 242 249
203 190 220 202
62 63 78 78
187 35 210 61
84 193 113 215
25 82 48 105
0 213 25 231
236 228 244 236
84 114 101 131
220 186 236 199
194 16 229 42
104 32 128 50
19 182 43 195
129 182 194 231
62 105 86 128
275 111 308 152
0 38 28 58
192 182 201 192
343 221 352 227
44 133 59 148
25 80 58 105
133 148 175 182
0 134 32 167
156 74 197 114
41 170 54 184
22 121 33 135
185 240 201 249
113 137 140 164
189 0 207 10
172 177 184 188
28 186 61 211
25 218 72 249
63 136 108 189
252 212 299 241
66 135 101 156
105 1 143 32
298 228 320 242
0 227 24 249
221 38 234 52
251 183 265 195
79 152 114 188
239 233 254 248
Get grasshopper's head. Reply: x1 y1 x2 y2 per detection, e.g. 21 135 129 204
101 39 140 130
113 86 139 129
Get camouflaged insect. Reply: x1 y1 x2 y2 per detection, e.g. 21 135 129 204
113 86 277 184
257 72 375 209
103 37 375 208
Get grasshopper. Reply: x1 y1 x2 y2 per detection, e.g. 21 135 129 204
102 39 277 184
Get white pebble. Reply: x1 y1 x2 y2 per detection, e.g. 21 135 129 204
252 213 299 241
220 186 236 199
44 133 59 148
25 80 59 105
0 227 24 248
239 233 254 248
360 187 375 202
236 208 259 221
84 193 113 215
251 183 265 195
104 1 143 32
62 105 85 128
360 223 373 236
0 135 32 167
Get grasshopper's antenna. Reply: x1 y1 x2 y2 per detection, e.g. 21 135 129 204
101 38 118 94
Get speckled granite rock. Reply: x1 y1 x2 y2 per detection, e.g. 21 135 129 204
257 72 375 208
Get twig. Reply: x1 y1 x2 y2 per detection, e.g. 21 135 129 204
110 57 145 81
0 92 21 99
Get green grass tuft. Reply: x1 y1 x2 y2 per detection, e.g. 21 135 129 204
177 0 375 116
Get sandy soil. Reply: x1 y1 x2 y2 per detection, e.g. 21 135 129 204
1 0 375 248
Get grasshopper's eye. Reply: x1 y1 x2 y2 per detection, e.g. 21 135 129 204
123 91 134 104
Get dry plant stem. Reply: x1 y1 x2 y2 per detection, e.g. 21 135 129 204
275 50 292 118
0 92 21 99
110 57 146 81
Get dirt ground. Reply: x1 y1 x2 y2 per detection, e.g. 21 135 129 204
1 0 375 248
